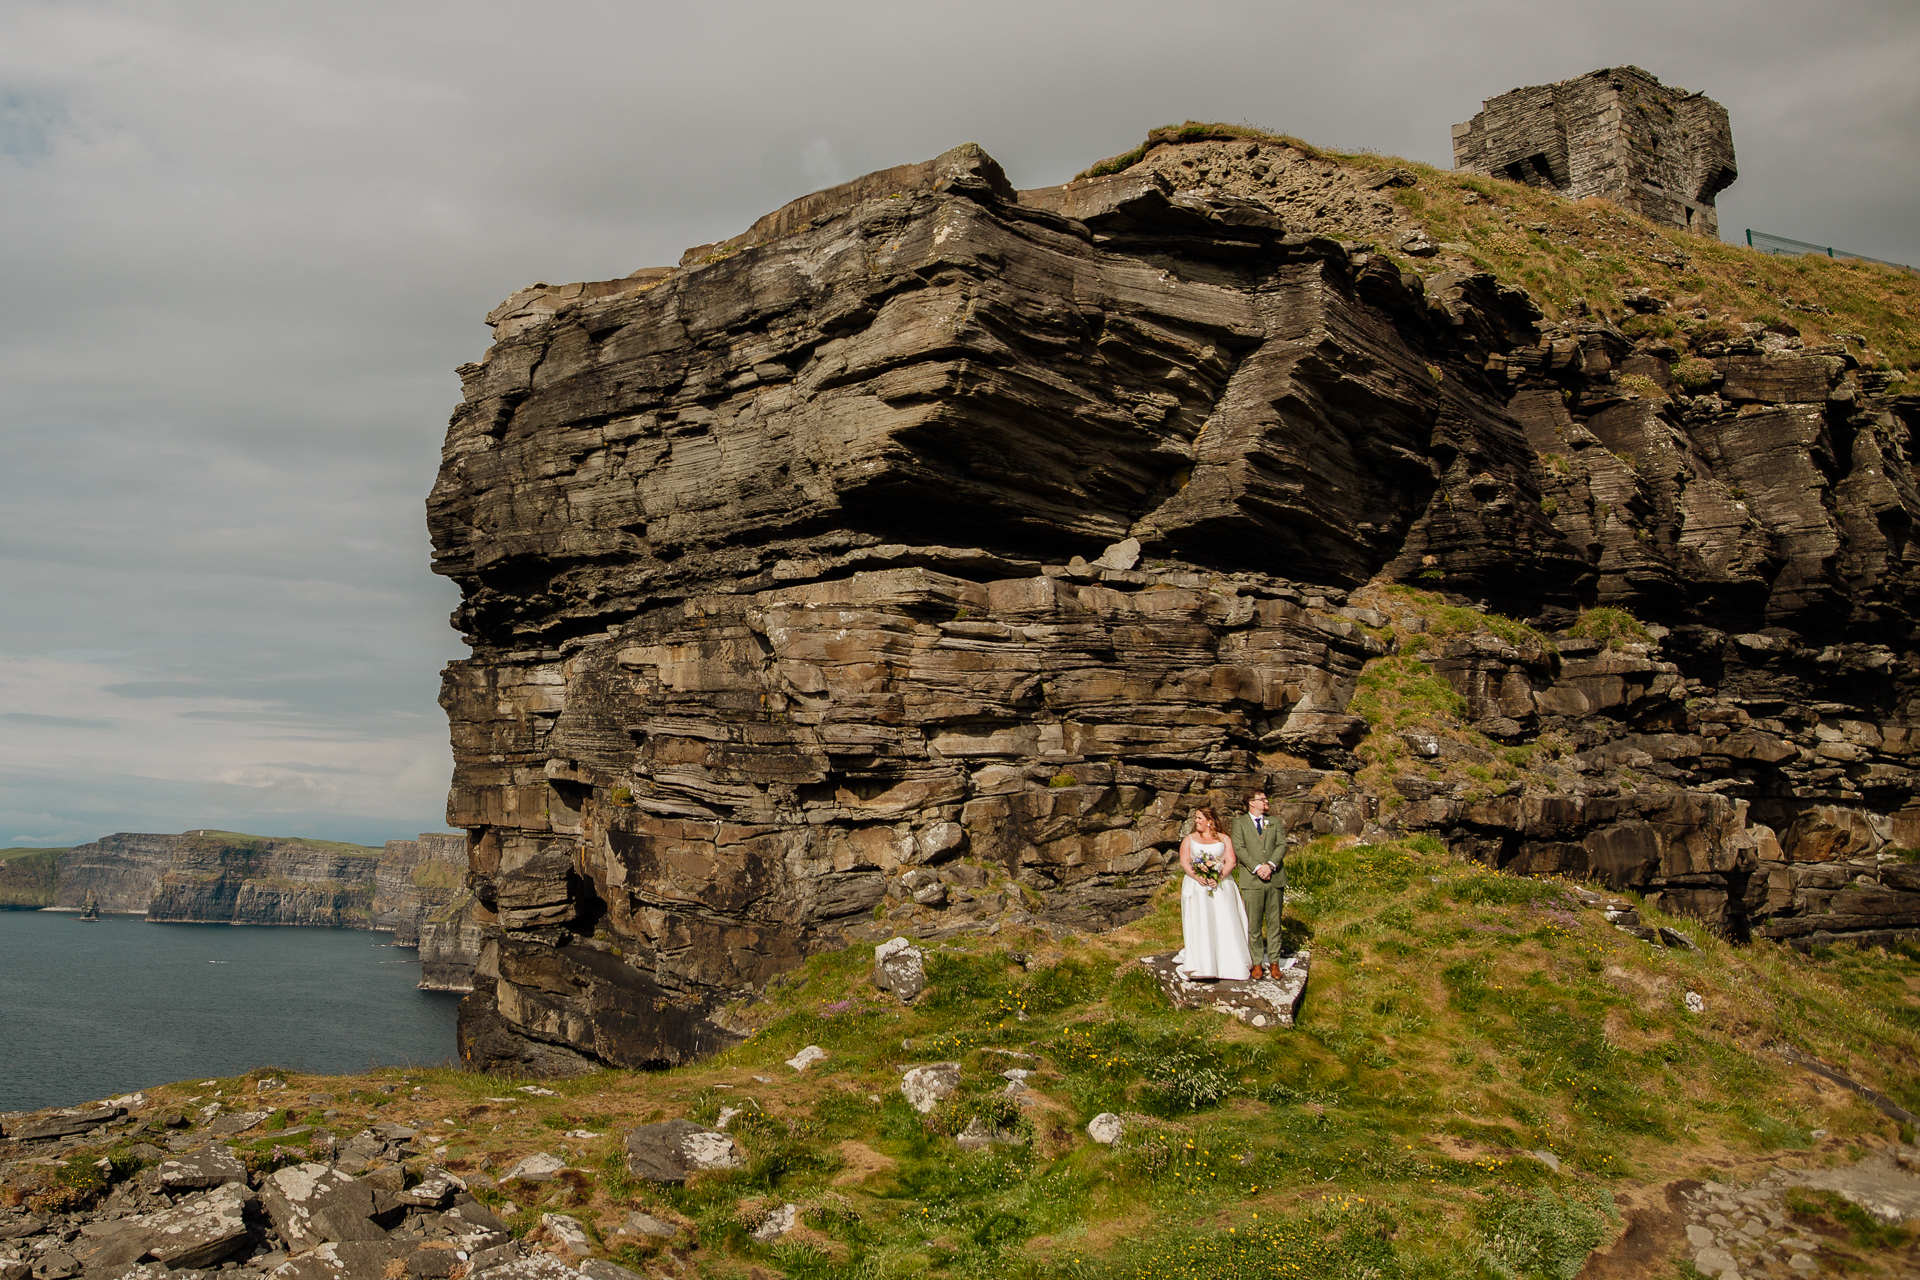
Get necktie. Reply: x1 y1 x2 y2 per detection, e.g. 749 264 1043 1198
1254 818 1263 833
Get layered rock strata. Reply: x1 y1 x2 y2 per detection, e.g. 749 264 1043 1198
430 139 1920 1073
53 832 467 934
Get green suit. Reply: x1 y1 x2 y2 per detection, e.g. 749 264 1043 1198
1230 811 1288 964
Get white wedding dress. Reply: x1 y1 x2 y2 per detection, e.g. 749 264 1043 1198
1175 839 1252 980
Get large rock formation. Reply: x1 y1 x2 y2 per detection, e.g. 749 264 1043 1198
429 138 1920 1073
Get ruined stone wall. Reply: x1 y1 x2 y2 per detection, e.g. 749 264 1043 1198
1452 66 1737 236
430 141 1920 1075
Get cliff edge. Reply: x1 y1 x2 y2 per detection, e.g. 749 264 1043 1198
429 136 1920 1074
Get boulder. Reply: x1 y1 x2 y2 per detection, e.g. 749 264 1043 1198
499 1152 568 1183
262 1163 376 1250
622 1120 745 1183
129 1181 254 1270
751 1203 799 1243
466 1250 594 1280
578 1261 648 1280
900 1063 961 1114
1086 1114 1126 1145
540 1213 594 1257
205 1109 271 1137
874 938 926 1003
396 1167 463 1208
1140 950 1311 1029
269 1240 416 1280
613 1210 679 1240
785 1045 828 1072
155 1144 247 1191
955 1117 1021 1150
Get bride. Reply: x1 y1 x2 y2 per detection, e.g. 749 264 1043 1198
1175 806 1252 981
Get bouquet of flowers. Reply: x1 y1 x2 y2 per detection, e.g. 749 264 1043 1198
1193 849 1222 897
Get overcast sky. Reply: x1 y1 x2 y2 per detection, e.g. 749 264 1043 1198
2 0 1915 848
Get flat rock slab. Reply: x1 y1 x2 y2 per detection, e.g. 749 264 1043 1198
1140 951 1311 1029
622 1120 745 1183
269 1240 414 1280
204 1110 271 1137
128 1182 254 1270
8 1107 124 1141
156 1145 248 1191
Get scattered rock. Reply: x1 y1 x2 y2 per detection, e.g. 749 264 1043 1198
205 1109 272 1137
8 1107 124 1142
955 1117 1021 1150
540 1213 594 1257
873 937 927 1004
155 1145 247 1191
751 1203 799 1243
622 1120 746 1183
1086 1114 1125 1145
1686 991 1706 1014
614 1210 679 1239
1527 1149 1561 1174
499 1152 568 1183
578 1261 648 1280
900 1063 961 1114
785 1045 828 1072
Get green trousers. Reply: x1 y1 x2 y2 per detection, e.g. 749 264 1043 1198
1241 879 1285 963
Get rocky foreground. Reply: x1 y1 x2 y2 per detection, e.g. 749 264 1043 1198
427 128 1920 1074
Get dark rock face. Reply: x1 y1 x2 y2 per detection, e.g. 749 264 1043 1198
429 140 1920 1073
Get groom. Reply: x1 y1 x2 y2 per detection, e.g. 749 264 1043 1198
1230 791 1287 979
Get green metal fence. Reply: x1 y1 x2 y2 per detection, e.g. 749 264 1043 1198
1745 229 1917 276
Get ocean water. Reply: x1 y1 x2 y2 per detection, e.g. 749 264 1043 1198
0 911 463 1112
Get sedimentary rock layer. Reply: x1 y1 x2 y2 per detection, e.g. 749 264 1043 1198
54 832 467 933
430 140 1920 1073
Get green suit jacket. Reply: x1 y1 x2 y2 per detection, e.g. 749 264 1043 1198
1230 813 1287 891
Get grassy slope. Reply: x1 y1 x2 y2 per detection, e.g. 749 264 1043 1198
1094 121 1920 374
0 848 63 907
191 830 385 856
39 836 1918 1279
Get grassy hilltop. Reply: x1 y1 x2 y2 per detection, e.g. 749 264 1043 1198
24 832 1920 1277
1092 121 1919 375
0 847 64 908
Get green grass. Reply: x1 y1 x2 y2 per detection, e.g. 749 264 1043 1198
20 838 1920 1276
0 845 69 861
477 838 1915 1277
0 847 60 907
189 830 384 856
1075 123 1920 375
1566 607 1650 650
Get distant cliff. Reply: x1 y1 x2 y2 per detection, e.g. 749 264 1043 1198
372 833 469 944
53 830 470 932
0 848 61 909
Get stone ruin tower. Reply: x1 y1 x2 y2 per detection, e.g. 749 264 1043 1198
1452 66 1737 236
